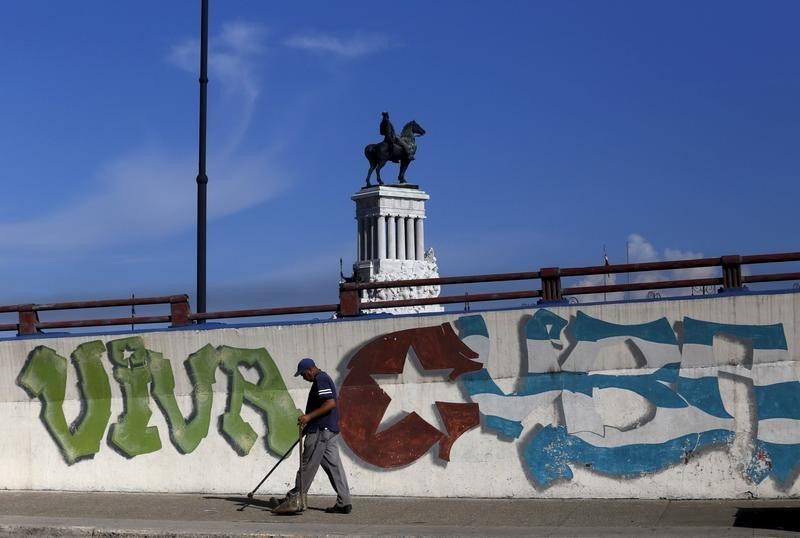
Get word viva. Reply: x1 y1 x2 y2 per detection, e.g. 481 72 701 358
18 337 300 463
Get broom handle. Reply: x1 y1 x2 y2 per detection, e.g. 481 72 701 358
299 424 305 509
249 437 300 496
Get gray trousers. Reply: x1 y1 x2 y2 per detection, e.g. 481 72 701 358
292 429 351 507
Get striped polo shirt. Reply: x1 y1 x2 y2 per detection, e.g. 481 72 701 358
304 370 340 433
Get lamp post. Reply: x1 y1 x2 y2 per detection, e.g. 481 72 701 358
196 0 209 317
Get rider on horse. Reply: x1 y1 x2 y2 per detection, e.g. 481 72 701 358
380 112 414 160
365 115 425 186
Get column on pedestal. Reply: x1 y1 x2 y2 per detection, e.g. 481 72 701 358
369 217 377 260
357 218 364 261
387 216 396 259
363 217 368 260
405 217 415 262
397 217 406 260
377 215 387 260
415 217 425 261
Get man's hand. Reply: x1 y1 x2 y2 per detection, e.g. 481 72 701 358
296 400 334 427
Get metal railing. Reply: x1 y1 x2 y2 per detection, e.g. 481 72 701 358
0 295 191 335
2 251 799 336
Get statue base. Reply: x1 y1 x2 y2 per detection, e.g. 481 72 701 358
362 182 420 190
357 256 444 315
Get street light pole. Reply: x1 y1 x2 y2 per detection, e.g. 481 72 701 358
196 0 209 317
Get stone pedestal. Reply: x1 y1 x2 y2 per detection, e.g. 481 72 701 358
352 185 443 314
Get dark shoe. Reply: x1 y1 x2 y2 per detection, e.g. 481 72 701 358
325 504 352 514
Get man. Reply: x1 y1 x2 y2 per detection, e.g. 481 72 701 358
379 111 397 156
287 357 352 514
379 111 414 161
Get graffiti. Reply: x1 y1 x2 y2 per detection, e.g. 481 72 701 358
17 342 111 464
457 309 800 488
107 337 161 456
10 302 800 495
339 323 481 467
18 336 300 464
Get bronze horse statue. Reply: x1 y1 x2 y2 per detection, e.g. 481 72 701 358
364 120 426 187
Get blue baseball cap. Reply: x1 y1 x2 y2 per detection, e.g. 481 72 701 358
294 358 316 376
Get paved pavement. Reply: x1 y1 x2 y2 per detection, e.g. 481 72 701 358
0 491 798 537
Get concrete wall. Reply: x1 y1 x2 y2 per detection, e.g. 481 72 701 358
1 291 799 498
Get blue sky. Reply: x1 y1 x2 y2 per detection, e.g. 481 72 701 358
0 1 798 313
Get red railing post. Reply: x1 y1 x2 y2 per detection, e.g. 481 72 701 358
170 295 192 327
540 267 562 302
338 284 361 317
721 255 743 289
18 306 39 335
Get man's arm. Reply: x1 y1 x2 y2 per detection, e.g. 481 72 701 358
298 398 336 427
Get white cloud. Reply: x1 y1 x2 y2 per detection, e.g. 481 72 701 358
627 233 659 263
568 272 623 304
0 22 278 254
663 247 704 261
168 21 266 154
218 21 267 55
0 149 282 252
168 21 266 72
284 32 393 58
627 234 718 299
568 234 718 304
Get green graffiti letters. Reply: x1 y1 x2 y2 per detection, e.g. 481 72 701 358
217 346 299 455
149 345 217 454
18 342 112 464
107 337 162 457
17 338 301 465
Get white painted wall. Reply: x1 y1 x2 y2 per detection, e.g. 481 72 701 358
1 291 798 498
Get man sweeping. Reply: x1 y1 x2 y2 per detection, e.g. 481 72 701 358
286 358 352 514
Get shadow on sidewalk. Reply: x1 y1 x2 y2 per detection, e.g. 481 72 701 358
203 495 278 512
203 495 330 515
734 507 800 532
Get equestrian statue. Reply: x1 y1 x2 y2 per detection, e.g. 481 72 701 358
364 112 426 187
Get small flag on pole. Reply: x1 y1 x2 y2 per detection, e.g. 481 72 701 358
603 247 609 301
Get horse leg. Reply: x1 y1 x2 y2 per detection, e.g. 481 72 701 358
398 159 409 183
376 161 385 185
365 164 375 187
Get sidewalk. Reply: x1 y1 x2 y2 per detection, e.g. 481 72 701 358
0 491 798 537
